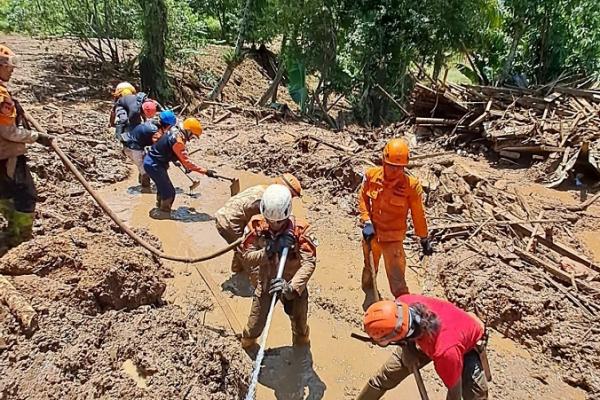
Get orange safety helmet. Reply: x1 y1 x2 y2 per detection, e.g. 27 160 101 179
182 117 203 137
276 173 302 197
364 300 411 344
383 138 409 166
0 45 18 67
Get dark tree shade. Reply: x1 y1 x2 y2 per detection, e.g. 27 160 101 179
138 0 171 103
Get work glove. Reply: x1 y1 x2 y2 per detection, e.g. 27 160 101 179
362 221 375 242
205 169 218 178
420 237 434 256
36 132 55 147
268 277 296 300
276 231 296 254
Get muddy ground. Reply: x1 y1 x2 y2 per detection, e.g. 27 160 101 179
1 34 599 400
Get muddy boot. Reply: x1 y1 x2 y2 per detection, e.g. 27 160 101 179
140 173 152 189
10 211 34 247
150 197 174 220
356 383 385 400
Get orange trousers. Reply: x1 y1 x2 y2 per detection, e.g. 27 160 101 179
362 238 408 297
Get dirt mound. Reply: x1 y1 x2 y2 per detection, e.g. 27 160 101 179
1 227 167 313
0 304 249 399
439 251 600 396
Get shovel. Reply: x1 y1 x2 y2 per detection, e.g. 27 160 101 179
176 165 201 192
208 172 241 196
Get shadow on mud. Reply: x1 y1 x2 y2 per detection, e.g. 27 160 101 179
256 345 326 400
172 207 214 223
222 273 255 298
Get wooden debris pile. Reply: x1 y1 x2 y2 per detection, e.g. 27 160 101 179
410 162 600 317
410 79 600 187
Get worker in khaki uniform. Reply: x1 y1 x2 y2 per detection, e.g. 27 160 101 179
239 184 317 349
358 138 433 297
0 45 54 255
214 173 302 275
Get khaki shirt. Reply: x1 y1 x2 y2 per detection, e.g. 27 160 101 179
214 185 268 237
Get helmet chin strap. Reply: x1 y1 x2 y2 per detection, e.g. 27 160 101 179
405 307 420 339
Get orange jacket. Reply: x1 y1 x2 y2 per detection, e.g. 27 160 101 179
359 166 428 242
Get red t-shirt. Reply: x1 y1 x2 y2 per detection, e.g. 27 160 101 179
398 294 483 388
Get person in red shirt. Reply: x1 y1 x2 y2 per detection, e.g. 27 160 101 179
357 294 489 400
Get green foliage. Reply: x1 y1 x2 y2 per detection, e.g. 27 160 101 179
164 0 207 59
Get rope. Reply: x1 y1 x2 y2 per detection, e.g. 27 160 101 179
244 247 289 400
25 112 243 335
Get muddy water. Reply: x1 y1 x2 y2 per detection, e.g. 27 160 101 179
101 167 429 399
101 166 586 399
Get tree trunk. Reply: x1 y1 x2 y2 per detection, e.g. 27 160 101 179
208 0 254 100
499 24 523 85
138 0 171 103
257 35 287 107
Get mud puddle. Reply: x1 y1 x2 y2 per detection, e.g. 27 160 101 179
100 166 428 399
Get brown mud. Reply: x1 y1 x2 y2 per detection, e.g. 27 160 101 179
1 34 599 399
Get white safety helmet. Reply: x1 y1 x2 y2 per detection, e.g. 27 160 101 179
260 184 292 222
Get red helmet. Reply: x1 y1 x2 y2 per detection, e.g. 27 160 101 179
142 100 158 118
364 300 410 344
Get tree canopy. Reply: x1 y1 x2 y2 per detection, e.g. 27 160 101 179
2 0 599 124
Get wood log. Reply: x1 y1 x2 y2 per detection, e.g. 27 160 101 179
566 192 600 211
513 248 598 294
526 211 545 252
0 276 38 334
491 206 600 274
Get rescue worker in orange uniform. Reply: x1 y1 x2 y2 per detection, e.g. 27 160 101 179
358 138 433 297
0 44 54 254
239 184 317 349
214 173 302 275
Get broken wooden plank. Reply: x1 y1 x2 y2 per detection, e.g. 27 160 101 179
566 192 600 211
492 206 600 274
0 276 38 334
526 211 545 252
514 248 598 294
427 218 564 232
214 111 232 124
468 100 493 128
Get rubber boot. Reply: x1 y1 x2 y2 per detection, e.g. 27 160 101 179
10 211 34 247
150 197 174 220
292 326 310 347
0 199 14 255
140 173 152 188
356 383 386 400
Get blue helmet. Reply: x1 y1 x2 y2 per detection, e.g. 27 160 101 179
159 110 177 126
